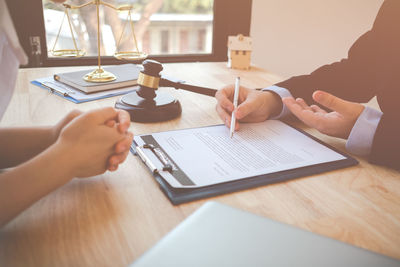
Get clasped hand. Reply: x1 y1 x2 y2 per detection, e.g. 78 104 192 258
216 85 365 139
53 107 133 178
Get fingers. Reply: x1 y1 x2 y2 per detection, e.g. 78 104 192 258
312 90 353 114
235 93 262 120
107 153 126 171
108 132 133 171
105 120 116 128
216 104 231 127
108 150 130 171
114 132 134 154
215 85 235 113
216 101 240 130
116 110 131 133
216 85 235 100
108 163 119 172
282 97 325 129
104 110 130 133
310 104 327 114
215 85 237 127
295 98 328 114
295 98 312 111
89 107 118 124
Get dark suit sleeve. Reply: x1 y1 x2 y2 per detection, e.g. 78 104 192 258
275 0 400 170
276 29 378 104
370 115 400 170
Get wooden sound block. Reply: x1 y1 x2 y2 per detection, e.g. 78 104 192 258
115 91 182 122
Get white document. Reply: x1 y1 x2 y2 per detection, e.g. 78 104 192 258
134 120 346 188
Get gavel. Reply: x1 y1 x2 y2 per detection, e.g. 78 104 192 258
115 59 218 122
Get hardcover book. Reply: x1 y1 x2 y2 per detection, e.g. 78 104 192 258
54 64 141 93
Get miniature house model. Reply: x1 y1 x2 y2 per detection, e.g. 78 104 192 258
227 34 252 70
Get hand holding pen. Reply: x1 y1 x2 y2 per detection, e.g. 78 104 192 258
230 77 240 138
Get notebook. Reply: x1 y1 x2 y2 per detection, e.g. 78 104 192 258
54 64 140 93
131 202 400 267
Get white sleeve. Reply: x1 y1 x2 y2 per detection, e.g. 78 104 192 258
262 85 292 119
346 106 383 156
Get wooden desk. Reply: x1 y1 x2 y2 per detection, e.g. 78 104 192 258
0 62 399 266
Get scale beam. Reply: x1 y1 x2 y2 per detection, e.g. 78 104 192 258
51 0 147 83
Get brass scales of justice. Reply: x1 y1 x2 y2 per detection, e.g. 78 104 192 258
50 0 147 83
50 0 217 123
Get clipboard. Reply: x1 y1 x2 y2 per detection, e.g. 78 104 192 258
131 122 358 205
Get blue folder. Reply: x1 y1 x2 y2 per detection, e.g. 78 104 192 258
32 77 137 103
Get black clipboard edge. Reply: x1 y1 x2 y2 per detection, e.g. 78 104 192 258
130 123 359 205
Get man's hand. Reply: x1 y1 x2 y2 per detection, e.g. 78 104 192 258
283 90 365 139
215 85 282 130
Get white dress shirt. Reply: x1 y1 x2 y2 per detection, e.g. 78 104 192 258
264 86 382 156
0 0 28 120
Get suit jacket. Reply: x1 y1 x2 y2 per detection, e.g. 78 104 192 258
276 0 400 170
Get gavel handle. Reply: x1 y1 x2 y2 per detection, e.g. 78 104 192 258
160 78 217 97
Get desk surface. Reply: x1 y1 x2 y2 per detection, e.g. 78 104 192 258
0 62 399 266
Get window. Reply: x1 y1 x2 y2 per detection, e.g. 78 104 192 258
180 30 188 53
197 29 206 51
7 0 252 67
160 30 169 53
142 30 150 54
42 0 214 58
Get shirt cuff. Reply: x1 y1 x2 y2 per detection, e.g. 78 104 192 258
346 106 383 156
262 85 292 119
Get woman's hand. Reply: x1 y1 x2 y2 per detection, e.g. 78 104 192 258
52 110 83 142
55 107 132 178
105 109 133 172
53 109 133 172
283 90 365 139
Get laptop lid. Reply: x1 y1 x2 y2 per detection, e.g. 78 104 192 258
131 202 399 267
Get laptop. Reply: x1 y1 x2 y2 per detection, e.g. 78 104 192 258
131 202 399 267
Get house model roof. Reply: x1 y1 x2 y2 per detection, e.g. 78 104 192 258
228 34 252 51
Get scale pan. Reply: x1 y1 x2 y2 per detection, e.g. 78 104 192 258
114 51 148 61
50 49 86 58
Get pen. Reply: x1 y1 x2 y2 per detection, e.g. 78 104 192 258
230 77 240 138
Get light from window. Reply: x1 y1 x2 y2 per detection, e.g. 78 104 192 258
42 0 214 58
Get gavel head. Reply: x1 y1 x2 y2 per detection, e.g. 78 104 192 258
136 59 164 100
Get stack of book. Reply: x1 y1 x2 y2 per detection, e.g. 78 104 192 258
32 64 141 103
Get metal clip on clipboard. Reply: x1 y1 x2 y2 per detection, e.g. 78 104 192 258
41 81 72 97
136 144 173 174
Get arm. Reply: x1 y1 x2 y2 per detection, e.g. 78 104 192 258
0 142 73 227
276 0 395 104
215 1 399 169
215 1 387 128
0 107 133 228
266 86 385 159
0 110 82 169
369 115 400 170
0 127 57 169
0 109 132 170
280 91 400 170
276 1 400 169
